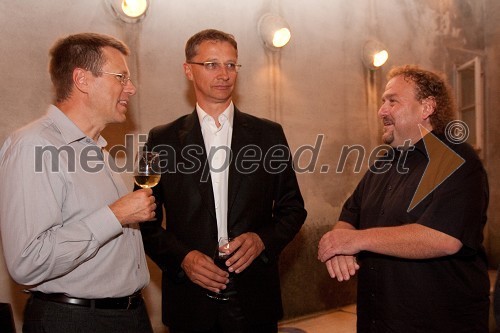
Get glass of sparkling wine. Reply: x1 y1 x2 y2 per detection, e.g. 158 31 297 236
207 237 234 302
134 151 161 189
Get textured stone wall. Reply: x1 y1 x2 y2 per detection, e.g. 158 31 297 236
0 1 498 331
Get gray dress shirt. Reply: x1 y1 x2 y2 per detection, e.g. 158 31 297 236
0 105 149 298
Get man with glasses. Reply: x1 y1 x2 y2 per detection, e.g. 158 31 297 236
140 29 307 333
0 33 156 332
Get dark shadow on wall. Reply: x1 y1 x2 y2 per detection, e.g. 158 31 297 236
279 219 357 320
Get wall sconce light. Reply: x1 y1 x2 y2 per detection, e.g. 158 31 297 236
362 40 389 70
258 13 291 51
107 0 150 23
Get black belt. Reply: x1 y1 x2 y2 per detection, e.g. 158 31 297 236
31 291 143 310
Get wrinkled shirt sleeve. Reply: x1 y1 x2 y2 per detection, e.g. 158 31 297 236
0 142 122 285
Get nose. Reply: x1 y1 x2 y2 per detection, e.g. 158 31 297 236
217 66 231 80
378 102 388 118
124 80 137 96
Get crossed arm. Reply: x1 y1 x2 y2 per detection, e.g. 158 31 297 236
317 221 463 282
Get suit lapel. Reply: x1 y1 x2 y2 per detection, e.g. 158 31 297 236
179 110 216 222
228 109 254 226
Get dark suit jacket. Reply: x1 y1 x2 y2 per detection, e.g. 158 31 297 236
140 107 307 330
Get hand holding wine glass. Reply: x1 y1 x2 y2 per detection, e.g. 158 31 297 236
207 237 235 301
134 151 161 189
108 188 156 225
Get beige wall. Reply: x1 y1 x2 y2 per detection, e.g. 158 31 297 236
1 0 498 332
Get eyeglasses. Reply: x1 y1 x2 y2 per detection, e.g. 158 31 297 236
99 71 132 86
187 61 242 73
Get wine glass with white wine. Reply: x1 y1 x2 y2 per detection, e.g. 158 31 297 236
134 151 161 189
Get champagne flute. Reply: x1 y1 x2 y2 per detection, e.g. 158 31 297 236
207 237 235 301
134 151 161 189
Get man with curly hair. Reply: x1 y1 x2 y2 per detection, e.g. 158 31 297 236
318 65 489 332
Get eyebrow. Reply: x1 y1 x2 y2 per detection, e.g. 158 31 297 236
381 93 396 101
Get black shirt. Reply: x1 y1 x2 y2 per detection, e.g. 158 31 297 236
339 133 490 333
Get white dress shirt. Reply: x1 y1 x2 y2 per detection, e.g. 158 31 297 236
196 103 234 241
0 105 149 298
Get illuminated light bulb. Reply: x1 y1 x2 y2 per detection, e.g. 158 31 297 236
362 40 389 70
272 28 291 48
258 13 291 51
373 50 389 67
121 0 148 18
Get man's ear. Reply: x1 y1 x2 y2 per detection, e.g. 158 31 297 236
73 68 90 93
422 96 436 120
183 63 193 81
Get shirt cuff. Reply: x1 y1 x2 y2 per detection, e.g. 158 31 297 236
83 206 123 244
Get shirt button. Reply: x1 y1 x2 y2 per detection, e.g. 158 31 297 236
380 209 384 215
388 185 392 191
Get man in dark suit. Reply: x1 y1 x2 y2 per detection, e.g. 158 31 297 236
140 29 307 333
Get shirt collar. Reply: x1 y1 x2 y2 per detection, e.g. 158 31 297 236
413 131 448 159
413 136 428 157
391 132 438 160
196 102 234 129
47 105 107 148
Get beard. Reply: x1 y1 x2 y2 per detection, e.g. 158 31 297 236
382 128 394 145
